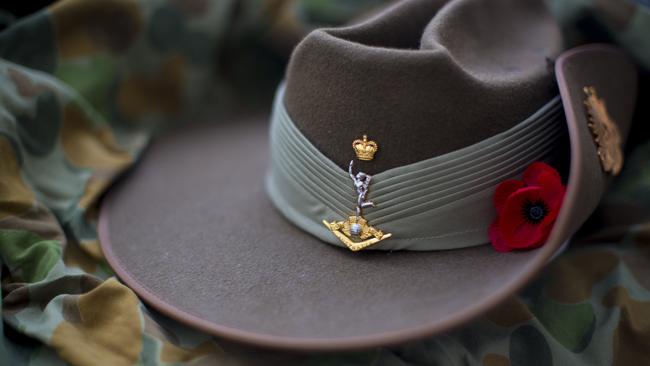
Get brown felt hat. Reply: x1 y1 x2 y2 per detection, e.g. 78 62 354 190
99 0 638 351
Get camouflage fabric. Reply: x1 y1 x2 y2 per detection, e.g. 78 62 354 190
0 0 649 365
548 0 650 67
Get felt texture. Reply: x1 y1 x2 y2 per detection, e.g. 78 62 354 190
284 0 563 174
102 115 541 342
268 85 567 250
97 0 638 348
551 45 638 242
99 45 637 349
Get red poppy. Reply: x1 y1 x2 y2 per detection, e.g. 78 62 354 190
489 162 566 252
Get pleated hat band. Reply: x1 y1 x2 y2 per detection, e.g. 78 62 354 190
266 85 566 251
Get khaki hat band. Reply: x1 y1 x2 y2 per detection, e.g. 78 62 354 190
266 85 566 250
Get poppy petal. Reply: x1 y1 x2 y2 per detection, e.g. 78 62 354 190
508 221 548 249
541 184 566 214
499 187 548 249
523 162 562 188
489 220 512 252
490 162 566 253
525 163 565 212
494 179 525 214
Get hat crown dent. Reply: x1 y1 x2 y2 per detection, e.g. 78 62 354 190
283 0 563 174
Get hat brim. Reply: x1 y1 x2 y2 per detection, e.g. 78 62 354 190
98 44 636 351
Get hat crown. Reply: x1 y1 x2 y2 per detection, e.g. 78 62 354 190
283 0 562 174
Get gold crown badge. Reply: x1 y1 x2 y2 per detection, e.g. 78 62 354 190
352 135 378 161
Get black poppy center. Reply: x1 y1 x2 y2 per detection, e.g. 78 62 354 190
522 199 549 224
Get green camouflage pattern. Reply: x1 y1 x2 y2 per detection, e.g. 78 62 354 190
548 0 650 67
0 0 649 365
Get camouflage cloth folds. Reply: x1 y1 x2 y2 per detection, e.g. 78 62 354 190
1 0 650 365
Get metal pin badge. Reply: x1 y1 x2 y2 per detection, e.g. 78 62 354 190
323 136 391 251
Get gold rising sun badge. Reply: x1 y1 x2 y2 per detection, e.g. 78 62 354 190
583 86 623 175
